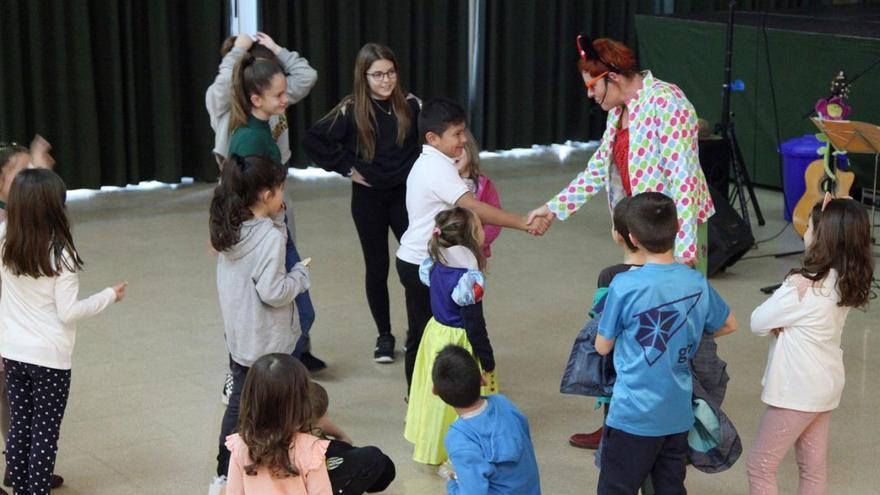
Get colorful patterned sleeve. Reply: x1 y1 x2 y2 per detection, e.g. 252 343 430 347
648 87 703 260
545 139 609 221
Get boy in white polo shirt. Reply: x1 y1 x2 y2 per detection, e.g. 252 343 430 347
392 98 549 389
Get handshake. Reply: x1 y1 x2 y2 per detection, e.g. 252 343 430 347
524 204 556 236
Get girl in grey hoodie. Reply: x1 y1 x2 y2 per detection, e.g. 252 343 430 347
208 154 311 492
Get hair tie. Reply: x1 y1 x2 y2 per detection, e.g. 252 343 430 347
432 226 442 237
232 154 250 172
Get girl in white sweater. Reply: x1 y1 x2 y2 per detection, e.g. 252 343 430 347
0 168 125 494
747 197 873 495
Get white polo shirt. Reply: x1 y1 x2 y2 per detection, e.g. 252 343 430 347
396 145 469 265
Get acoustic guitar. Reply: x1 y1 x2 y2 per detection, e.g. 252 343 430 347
791 72 854 237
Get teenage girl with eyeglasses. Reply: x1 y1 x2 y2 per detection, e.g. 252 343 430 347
303 43 422 364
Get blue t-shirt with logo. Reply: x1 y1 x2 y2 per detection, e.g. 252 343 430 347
598 263 730 436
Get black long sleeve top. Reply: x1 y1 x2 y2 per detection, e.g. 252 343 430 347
303 95 422 190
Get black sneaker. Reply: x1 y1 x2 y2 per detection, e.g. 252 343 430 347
299 352 327 372
374 335 395 363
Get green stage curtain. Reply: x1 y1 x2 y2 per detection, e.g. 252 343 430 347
260 0 469 166
477 0 656 150
0 1 226 189
636 13 880 189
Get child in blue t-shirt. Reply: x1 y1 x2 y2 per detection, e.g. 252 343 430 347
595 192 737 494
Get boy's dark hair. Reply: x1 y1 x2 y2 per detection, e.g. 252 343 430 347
612 196 637 252
432 345 481 408
627 192 678 254
309 381 329 420
418 98 466 139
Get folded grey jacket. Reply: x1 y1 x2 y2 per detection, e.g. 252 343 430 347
217 212 310 367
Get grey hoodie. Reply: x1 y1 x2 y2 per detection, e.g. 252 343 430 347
217 212 310 367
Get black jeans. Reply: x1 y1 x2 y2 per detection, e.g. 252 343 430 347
351 182 408 337
216 357 249 477
598 426 688 495
326 440 396 494
395 257 432 391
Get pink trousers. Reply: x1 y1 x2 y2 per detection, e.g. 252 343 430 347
746 406 831 495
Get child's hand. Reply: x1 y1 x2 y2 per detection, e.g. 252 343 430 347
527 214 552 236
350 168 371 187
29 134 55 169
113 282 128 302
233 33 254 51
255 32 282 55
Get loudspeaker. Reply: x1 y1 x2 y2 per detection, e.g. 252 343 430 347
699 137 731 201
707 186 754 277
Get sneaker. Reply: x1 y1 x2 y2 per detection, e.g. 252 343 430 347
208 475 227 495
299 352 327 372
49 474 64 489
569 427 603 449
374 334 395 363
221 372 233 406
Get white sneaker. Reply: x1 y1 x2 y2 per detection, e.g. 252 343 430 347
221 373 233 405
208 475 227 495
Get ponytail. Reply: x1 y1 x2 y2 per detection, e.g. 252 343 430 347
229 53 285 135
428 207 486 271
209 154 287 251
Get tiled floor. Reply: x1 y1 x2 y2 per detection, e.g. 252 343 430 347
19 148 878 494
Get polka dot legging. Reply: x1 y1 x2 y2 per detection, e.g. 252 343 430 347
2 358 70 495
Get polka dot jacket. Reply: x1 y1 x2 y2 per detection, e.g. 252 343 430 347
546 71 715 260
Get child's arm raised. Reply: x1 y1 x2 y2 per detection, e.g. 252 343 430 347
205 34 251 124
255 32 318 105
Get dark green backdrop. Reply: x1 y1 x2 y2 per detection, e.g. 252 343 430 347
2 0 878 188
636 14 880 188
0 0 226 189
259 0 470 165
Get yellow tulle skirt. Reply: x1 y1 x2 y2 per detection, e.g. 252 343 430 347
404 317 499 465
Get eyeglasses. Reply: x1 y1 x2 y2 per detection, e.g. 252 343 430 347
366 68 397 81
576 34 621 73
584 71 610 91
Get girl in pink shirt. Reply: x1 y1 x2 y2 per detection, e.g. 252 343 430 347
455 130 502 260
224 353 331 495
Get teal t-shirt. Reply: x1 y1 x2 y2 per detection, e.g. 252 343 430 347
598 263 729 436
228 114 282 164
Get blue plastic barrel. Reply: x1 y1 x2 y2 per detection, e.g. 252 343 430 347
779 134 848 221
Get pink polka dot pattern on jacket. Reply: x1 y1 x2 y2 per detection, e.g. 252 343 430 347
546 71 714 260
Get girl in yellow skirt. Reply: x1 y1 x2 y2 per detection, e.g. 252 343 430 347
404 207 498 465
